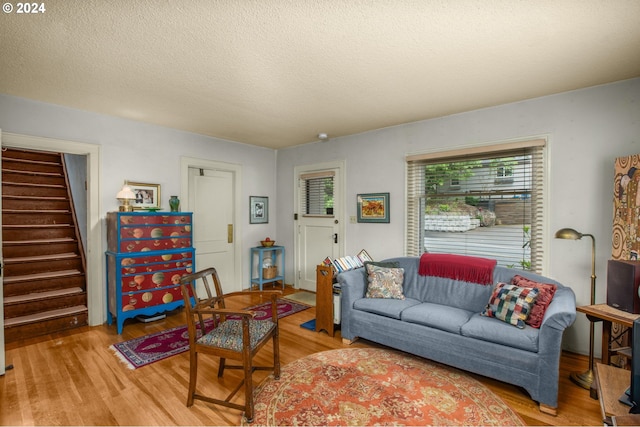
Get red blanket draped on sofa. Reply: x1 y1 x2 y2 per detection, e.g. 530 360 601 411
418 253 497 285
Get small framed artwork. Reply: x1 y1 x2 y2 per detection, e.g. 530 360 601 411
128 181 161 211
250 196 269 224
357 249 373 263
357 192 390 223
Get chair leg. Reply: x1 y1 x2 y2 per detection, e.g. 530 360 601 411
244 355 254 423
187 350 197 407
218 357 226 378
273 334 280 380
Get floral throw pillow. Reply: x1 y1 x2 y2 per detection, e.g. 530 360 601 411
365 264 405 299
482 282 539 328
511 275 557 328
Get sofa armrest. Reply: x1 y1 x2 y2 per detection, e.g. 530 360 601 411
540 287 577 332
337 267 367 340
338 268 367 303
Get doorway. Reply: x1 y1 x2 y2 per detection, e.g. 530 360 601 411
0 131 102 376
181 157 242 292
295 161 345 291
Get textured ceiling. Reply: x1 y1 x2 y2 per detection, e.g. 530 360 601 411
1 1 639 149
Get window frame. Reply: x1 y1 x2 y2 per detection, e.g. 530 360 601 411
405 139 548 274
299 171 335 218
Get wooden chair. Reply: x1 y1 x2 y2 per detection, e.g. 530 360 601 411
179 267 281 423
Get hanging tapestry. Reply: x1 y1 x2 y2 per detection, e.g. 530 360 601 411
613 154 640 260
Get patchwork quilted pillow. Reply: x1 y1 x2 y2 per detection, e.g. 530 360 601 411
482 282 539 328
365 263 405 299
511 275 557 328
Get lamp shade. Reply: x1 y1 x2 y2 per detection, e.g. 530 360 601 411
555 227 583 240
116 185 136 200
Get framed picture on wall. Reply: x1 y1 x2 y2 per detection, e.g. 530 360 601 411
250 196 269 224
357 192 390 223
128 181 161 211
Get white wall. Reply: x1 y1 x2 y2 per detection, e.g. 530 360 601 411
0 94 278 305
276 77 640 356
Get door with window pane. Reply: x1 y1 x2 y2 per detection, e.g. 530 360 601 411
296 166 342 291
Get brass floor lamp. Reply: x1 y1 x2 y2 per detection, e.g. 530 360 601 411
555 227 596 389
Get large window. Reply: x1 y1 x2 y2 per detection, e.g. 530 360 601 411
406 139 547 273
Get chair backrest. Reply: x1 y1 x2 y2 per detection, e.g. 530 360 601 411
182 267 224 299
179 267 226 340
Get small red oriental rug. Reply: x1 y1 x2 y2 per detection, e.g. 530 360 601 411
249 348 525 426
110 299 309 369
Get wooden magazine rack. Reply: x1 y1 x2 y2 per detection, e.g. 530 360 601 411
316 264 336 337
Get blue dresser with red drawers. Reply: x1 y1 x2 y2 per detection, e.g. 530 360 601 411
106 211 195 333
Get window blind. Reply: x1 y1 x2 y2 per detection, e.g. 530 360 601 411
300 171 335 216
406 139 546 273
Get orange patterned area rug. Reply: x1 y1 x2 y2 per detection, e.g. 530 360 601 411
250 348 525 426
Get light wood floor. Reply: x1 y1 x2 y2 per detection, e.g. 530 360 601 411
1 286 605 426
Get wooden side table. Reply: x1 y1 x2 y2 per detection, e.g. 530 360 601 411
595 363 635 425
613 414 640 426
577 304 640 366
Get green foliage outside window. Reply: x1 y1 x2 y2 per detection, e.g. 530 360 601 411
424 161 481 194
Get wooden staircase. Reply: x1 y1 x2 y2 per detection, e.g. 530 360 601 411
2 148 88 343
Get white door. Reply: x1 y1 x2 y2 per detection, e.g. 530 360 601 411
0 129 4 376
188 167 239 292
295 162 344 291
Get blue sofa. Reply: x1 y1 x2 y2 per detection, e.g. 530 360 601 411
338 256 576 415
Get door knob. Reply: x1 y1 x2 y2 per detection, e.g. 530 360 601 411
333 233 338 244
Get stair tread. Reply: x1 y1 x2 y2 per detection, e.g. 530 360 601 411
2 157 62 167
5 252 79 263
3 269 83 283
1 181 66 189
3 237 76 245
2 195 68 200
4 287 84 304
2 209 71 214
4 305 87 327
3 224 73 229
1 168 63 177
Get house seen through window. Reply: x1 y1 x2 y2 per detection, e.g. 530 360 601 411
406 139 547 273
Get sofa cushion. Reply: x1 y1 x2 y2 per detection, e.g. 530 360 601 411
512 274 557 328
482 282 539 328
365 264 405 299
364 260 400 269
401 302 473 334
403 274 494 313
353 297 421 319
461 313 540 352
